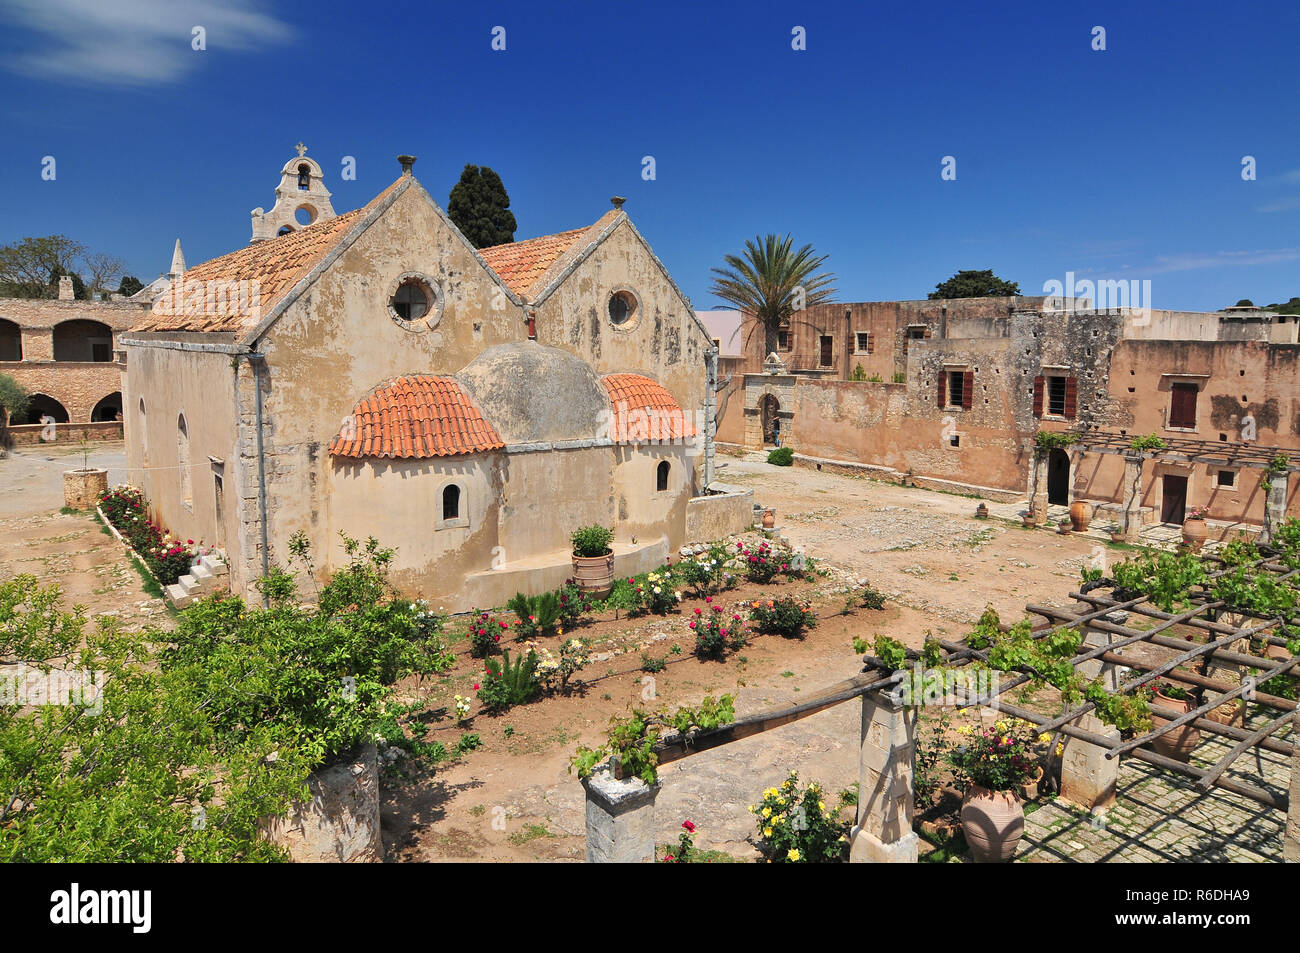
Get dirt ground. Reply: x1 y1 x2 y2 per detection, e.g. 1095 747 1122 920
0 441 169 629
379 452 1122 863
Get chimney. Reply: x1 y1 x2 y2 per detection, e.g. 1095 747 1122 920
610 196 626 210
58 275 74 301
398 155 417 176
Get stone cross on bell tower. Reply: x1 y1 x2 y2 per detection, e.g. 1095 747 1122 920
249 144 337 243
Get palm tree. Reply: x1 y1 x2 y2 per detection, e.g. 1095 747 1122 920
709 234 836 357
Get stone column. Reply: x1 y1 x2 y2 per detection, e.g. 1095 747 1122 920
1029 449 1048 524
1260 471 1289 544
849 687 918 863
582 762 661 863
1060 613 1121 809
1287 706 1300 863
1120 453 1145 542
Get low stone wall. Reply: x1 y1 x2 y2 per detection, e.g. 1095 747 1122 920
5 420 122 446
685 482 755 542
263 743 381 863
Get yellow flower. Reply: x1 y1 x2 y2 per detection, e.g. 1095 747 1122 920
818 801 826 810
747 804 756 814
787 848 801 862
1038 733 1052 744
761 807 771 818
773 815 784 826
957 725 974 736
1055 742 1065 757
763 826 773 837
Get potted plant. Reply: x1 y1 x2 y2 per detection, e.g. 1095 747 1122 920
1182 506 1208 552
1147 680 1200 762
949 719 1041 862
1108 522 1126 543
570 525 615 597
1057 518 1072 535
1069 499 1093 532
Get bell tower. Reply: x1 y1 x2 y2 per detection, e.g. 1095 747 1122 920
249 143 337 243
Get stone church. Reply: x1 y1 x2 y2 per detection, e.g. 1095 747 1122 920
121 148 719 610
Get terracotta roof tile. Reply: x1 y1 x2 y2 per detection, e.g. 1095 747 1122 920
329 375 504 459
478 210 620 299
131 178 405 335
601 373 697 440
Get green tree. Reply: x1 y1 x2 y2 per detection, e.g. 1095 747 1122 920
709 234 836 356
447 164 517 248
928 269 1020 300
1235 298 1255 307
0 236 86 298
48 267 87 300
118 275 145 297
0 373 28 425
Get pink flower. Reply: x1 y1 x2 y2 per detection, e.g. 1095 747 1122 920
689 621 697 629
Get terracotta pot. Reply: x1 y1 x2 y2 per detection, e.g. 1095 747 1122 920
1181 517 1207 553
1057 520 1071 535
1069 500 1093 532
571 550 614 597
761 508 776 529
1150 690 1200 762
960 786 1024 863
1110 531 1126 543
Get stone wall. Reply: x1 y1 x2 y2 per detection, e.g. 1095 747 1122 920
1 360 125 423
5 420 123 446
685 482 755 542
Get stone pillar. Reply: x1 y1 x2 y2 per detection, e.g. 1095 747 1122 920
582 762 661 863
1029 449 1049 523
1060 616 1120 809
849 688 919 863
1260 472 1288 544
1120 453 1145 542
1287 706 1300 863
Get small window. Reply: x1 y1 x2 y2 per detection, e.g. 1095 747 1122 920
442 484 460 521
608 290 637 326
906 326 926 340
856 332 871 353
777 330 790 350
1216 469 1236 489
1047 376 1067 416
948 433 961 448
819 335 834 366
656 460 670 492
277 225 294 237
392 279 430 321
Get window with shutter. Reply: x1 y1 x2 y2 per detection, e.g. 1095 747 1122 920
1063 377 1078 419
1169 382 1198 428
1032 376 1045 417
936 373 946 409
819 336 833 366
961 371 974 409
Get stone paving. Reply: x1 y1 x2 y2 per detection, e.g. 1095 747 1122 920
1019 712 1292 862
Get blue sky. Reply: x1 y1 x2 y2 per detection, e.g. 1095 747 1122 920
1 0 1298 311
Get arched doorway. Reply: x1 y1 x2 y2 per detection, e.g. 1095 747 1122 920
761 394 781 446
91 392 122 422
52 320 113 362
14 394 69 425
1047 448 1070 506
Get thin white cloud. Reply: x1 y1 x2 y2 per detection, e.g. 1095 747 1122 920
1 0 293 86
1147 248 1300 274
1256 196 1300 214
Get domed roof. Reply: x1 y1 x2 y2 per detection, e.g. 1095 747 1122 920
457 344 609 445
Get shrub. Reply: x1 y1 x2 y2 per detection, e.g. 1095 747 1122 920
1129 433 1167 452
571 524 614 557
477 649 541 713
557 579 595 626
736 539 786 584
749 595 817 639
467 610 507 658
948 719 1045 792
751 772 850 863
853 583 887 610
690 599 748 659
675 544 733 597
767 446 794 466
612 570 679 617
1034 431 1077 451
530 637 589 694
506 590 561 640
99 485 208 586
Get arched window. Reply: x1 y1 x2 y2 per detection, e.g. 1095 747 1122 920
52 320 113 362
138 398 147 465
443 483 460 521
178 413 192 508
277 225 294 237
656 460 670 492
297 164 311 190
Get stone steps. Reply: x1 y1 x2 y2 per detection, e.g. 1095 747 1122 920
164 554 228 608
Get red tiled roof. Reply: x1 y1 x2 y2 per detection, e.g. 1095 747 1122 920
329 375 504 459
601 373 697 439
478 210 619 298
131 179 405 335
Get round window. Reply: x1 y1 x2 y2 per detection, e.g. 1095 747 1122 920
608 290 637 326
392 279 431 321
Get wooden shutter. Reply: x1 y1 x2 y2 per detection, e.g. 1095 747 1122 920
1170 383 1197 428
866 333 873 354
1064 377 1078 419
937 373 946 409
1032 376 1045 417
961 371 974 409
